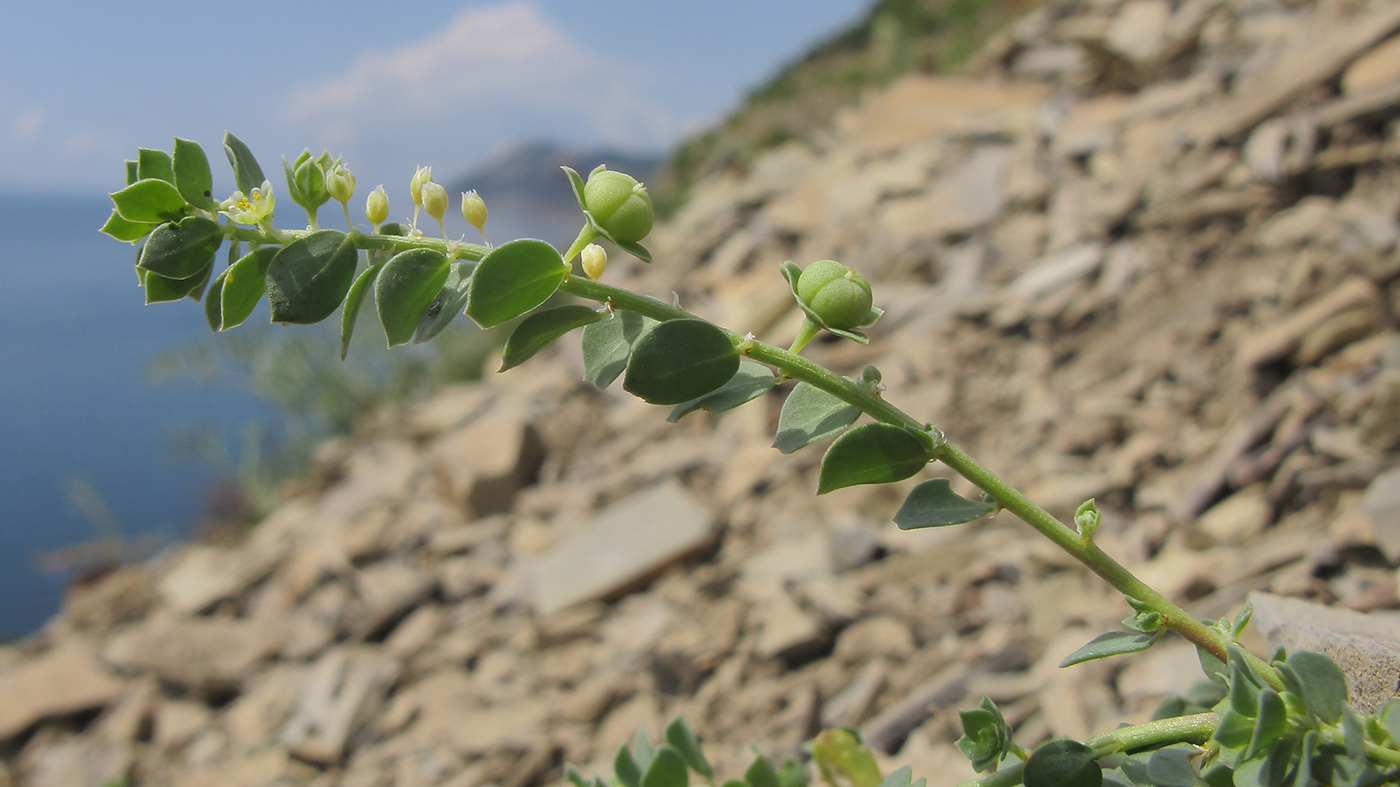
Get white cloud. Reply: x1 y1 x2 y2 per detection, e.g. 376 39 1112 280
281 2 680 152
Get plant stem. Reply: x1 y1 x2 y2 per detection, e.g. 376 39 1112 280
227 226 490 261
222 228 1271 687
555 276 1274 678
954 714 1218 787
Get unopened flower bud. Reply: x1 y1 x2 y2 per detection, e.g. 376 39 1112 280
581 243 607 280
365 185 389 226
410 166 432 206
293 156 328 207
327 163 356 204
796 260 874 330
583 168 653 243
421 181 448 222
461 190 487 231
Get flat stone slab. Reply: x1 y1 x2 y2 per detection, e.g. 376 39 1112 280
532 479 715 615
1248 591 1400 713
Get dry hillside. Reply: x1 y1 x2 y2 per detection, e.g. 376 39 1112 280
3 0 1400 785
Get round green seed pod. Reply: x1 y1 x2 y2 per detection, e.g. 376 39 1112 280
796 260 873 330
583 169 654 243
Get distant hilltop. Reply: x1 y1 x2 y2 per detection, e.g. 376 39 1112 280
445 142 664 248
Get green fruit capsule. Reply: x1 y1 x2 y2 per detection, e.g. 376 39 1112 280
796 259 873 330
583 168 654 243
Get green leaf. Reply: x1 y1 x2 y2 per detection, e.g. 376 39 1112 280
623 318 740 405
137 216 222 279
500 304 602 372
1379 699 1400 745
631 728 656 774
773 381 861 453
125 159 138 186
205 268 228 330
668 360 776 421
894 479 994 530
812 729 883 787
664 716 713 781
817 423 932 494
615 743 643 787
877 766 924 787
142 265 211 304
172 137 215 209
1246 689 1288 760
563 166 587 213
1284 650 1347 724
958 701 1011 772
341 263 381 360
137 147 175 184
777 758 809 787
1212 709 1255 753
1058 630 1161 668
219 246 276 330
99 209 155 243
110 178 188 223
1231 604 1253 639
1146 745 1206 787
223 131 266 194
266 229 359 325
617 239 653 264
465 238 568 328
376 248 450 347
413 260 476 344
746 752 782 787
1024 739 1102 787
581 309 655 389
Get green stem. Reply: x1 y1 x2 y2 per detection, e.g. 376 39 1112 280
788 316 822 355
226 226 491 262
955 714 1218 787
556 275 1278 683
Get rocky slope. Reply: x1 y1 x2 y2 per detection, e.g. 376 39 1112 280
5 0 1400 785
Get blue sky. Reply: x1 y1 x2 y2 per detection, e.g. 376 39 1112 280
0 0 870 195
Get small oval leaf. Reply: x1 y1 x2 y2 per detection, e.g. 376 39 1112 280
773 381 862 453
668 360 776 422
205 268 228 331
641 746 688 787
220 246 276 330
341 263 382 360
1024 739 1102 787
623 318 739 405
376 248 451 347
500 304 602 372
581 309 655 389
817 423 933 494
266 229 359 325
111 178 188 223
1058 630 1161 668
137 148 175 185
894 478 994 530
137 216 222 279
664 715 713 781
173 137 216 209
465 238 568 328
223 131 266 194
100 209 155 243
1285 650 1348 724
413 260 476 344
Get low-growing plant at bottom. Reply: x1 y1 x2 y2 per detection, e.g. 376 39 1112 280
99 133 1400 786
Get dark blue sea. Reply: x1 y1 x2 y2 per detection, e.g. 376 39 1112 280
0 194 278 637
